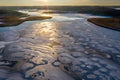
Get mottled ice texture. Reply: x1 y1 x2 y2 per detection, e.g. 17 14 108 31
0 12 120 80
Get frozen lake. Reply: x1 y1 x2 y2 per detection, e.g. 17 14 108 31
0 10 120 80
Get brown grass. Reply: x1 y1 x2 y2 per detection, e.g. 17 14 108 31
87 18 120 31
0 16 52 27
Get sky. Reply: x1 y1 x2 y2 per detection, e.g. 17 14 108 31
0 0 120 6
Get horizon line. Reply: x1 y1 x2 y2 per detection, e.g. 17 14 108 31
0 5 120 7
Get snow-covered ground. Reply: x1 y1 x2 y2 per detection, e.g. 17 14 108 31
0 11 120 80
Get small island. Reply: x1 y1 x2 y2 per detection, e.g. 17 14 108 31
0 9 52 27
88 18 120 31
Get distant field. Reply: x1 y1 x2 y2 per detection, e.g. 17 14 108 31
88 18 120 31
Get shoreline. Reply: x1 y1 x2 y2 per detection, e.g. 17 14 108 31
0 16 52 27
0 9 52 27
88 18 120 31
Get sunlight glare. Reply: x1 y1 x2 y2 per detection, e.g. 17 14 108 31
41 13 51 17
40 0 48 2
35 0 48 3
39 22 58 38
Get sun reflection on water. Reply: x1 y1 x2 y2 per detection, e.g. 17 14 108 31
39 22 58 38
38 22 60 57
41 13 52 17
29 21 60 63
